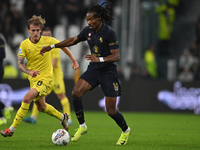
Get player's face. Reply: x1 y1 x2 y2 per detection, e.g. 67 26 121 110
28 24 42 43
42 31 52 37
86 12 102 32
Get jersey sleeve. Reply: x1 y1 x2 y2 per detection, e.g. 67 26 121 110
17 42 26 58
107 30 119 50
77 27 88 41
51 37 60 44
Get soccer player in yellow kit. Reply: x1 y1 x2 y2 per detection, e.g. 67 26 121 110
0 15 79 137
23 27 74 124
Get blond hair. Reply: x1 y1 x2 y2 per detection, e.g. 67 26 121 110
27 15 46 29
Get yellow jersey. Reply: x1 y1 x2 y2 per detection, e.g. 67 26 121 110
17 36 60 82
51 48 63 79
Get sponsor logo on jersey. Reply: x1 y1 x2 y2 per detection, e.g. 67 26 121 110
19 48 22 54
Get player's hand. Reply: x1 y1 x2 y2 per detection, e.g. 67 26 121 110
40 46 51 56
29 70 40 77
72 61 79 70
84 55 99 62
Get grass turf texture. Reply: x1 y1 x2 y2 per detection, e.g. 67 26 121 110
0 111 200 150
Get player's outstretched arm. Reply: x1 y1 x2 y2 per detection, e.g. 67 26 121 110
18 57 40 77
55 36 79 48
61 47 79 70
40 36 79 56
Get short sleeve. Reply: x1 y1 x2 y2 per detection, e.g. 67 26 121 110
51 37 60 44
17 43 26 58
107 30 119 50
77 27 88 41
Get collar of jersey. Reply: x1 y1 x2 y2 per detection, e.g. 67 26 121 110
91 23 105 35
29 36 41 44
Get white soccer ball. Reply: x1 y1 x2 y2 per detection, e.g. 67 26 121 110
52 129 70 146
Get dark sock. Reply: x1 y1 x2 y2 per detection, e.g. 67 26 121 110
0 102 4 117
0 101 5 109
72 97 85 124
110 111 128 132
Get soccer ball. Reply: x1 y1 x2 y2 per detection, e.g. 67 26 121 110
52 129 70 146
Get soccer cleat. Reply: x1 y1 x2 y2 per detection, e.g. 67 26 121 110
60 113 69 131
4 106 14 120
22 117 36 124
0 128 14 137
71 125 87 142
0 118 7 125
116 127 131 145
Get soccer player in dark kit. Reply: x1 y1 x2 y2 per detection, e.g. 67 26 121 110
40 2 131 145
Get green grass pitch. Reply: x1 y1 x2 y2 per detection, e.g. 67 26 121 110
0 110 200 150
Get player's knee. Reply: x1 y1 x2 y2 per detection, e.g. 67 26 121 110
72 89 81 98
22 96 32 104
107 108 116 117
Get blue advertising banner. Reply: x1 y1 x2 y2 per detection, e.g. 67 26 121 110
1 79 199 114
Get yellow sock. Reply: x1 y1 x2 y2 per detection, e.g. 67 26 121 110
12 102 30 128
43 103 62 120
60 97 71 119
31 103 39 117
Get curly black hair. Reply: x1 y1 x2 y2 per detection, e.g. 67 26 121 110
87 2 114 23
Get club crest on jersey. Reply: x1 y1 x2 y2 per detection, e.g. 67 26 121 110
99 37 103 43
93 45 99 53
19 48 22 54
88 33 91 40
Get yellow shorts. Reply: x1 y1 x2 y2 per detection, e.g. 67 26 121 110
30 77 52 101
47 77 66 95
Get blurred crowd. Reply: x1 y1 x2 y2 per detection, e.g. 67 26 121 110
1 0 200 82
142 0 181 80
177 15 200 82
142 0 200 82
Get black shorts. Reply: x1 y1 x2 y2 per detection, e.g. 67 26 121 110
80 67 121 97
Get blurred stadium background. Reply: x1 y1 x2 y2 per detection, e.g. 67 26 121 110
1 0 200 113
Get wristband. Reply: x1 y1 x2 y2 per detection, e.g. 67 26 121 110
99 57 104 62
50 44 55 49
